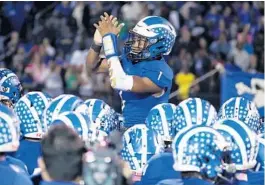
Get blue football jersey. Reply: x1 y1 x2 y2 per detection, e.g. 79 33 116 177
5 155 29 175
119 52 173 127
138 153 180 185
0 157 33 185
247 171 264 185
14 140 42 175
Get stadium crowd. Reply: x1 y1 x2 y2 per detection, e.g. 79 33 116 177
0 1 264 185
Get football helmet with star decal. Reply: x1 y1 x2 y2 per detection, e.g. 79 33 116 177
0 68 23 107
14 91 52 139
51 111 91 141
42 94 83 132
120 124 162 173
213 118 259 171
0 104 20 152
173 97 217 132
76 99 121 134
217 97 260 134
145 103 177 149
172 125 228 179
124 16 176 61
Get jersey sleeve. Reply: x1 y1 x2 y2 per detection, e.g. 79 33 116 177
142 66 173 89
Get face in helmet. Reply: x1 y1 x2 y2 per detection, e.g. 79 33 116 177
124 16 176 62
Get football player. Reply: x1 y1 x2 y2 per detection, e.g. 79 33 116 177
88 13 176 128
13 92 52 175
214 118 259 185
168 125 228 185
0 104 32 185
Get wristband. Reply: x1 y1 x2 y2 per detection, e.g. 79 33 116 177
102 33 119 59
90 41 102 53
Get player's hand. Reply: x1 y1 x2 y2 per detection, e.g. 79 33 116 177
93 12 124 36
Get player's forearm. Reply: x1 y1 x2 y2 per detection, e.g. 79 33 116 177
86 29 109 73
86 48 100 72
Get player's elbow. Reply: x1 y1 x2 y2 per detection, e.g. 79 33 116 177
131 76 163 94
110 75 134 91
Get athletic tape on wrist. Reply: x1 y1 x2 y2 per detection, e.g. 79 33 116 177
102 33 119 59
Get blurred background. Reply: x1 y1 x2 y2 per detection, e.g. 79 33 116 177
0 1 264 112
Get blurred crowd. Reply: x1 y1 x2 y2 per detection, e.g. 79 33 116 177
0 1 264 110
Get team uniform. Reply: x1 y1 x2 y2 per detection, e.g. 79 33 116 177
120 55 173 127
0 104 32 185
13 140 41 175
100 16 176 128
13 91 52 175
247 171 264 185
136 152 180 185
0 159 33 185
3 155 29 174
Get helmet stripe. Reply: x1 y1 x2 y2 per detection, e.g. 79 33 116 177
52 95 75 121
76 113 89 140
157 104 170 138
195 98 203 125
0 73 17 87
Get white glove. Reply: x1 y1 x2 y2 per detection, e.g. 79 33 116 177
94 29 102 45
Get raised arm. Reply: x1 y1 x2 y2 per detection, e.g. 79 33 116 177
94 13 163 94
85 29 109 73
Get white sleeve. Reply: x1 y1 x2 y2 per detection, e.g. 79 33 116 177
107 56 133 91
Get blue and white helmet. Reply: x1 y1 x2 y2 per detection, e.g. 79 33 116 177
213 118 259 170
254 136 264 171
52 111 91 141
0 104 20 152
42 94 83 131
146 103 177 141
76 99 120 134
121 124 162 173
172 125 227 179
218 97 260 133
124 16 176 61
14 91 52 139
0 68 23 105
173 98 217 132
